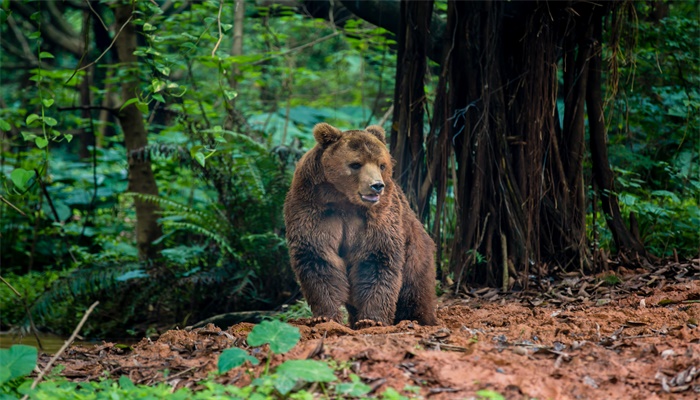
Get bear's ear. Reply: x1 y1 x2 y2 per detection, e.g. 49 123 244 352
313 123 343 147
365 125 386 143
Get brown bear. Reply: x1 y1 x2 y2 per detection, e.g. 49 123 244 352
284 123 438 329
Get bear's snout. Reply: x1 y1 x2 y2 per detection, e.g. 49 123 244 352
370 181 385 194
360 180 384 203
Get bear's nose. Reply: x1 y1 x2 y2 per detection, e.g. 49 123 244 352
370 182 385 193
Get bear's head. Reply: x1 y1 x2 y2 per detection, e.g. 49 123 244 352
313 123 393 207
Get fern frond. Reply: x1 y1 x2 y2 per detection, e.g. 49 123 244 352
129 193 230 230
128 144 189 163
165 221 238 258
30 262 144 323
245 158 266 197
201 129 268 153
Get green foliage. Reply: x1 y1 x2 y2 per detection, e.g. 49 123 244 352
602 273 622 286
0 345 37 386
246 319 301 354
276 299 313 322
336 374 373 397
276 359 336 383
379 387 410 400
218 348 259 373
1 0 398 339
216 320 342 397
14 377 254 400
476 389 506 400
0 272 60 331
596 2 700 258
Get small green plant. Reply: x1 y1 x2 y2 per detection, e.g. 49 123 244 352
2 321 372 399
218 319 339 396
276 299 314 321
336 374 372 397
602 273 622 286
380 387 410 400
403 384 421 394
476 389 506 400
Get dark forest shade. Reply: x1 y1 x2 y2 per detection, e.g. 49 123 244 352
389 0 648 288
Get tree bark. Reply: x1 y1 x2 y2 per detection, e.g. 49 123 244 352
113 3 163 260
390 0 433 217
586 10 647 258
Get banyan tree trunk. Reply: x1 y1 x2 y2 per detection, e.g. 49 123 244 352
389 0 648 290
390 0 433 219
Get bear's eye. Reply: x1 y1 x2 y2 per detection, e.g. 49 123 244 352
380 164 387 171
349 162 362 170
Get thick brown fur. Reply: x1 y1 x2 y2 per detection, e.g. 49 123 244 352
284 123 438 329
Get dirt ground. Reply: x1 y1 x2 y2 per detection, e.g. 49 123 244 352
37 260 699 399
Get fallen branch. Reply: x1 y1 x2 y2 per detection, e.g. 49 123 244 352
23 301 99 399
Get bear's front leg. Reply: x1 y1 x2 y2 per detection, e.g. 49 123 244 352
290 245 349 324
349 253 403 329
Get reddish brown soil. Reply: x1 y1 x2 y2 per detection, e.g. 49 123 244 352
38 261 700 399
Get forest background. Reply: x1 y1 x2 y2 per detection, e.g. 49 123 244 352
0 0 698 340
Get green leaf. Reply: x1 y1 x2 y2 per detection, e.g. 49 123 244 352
271 373 297 395
151 78 166 93
275 360 336 383
120 98 141 112
193 152 206 167
247 320 300 354
28 31 41 39
136 102 149 113
118 375 135 390
336 374 372 397
152 93 165 103
190 145 206 167
42 98 54 108
44 117 57 127
39 51 54 59
35 137 48 149
380 387 409 400
26 114 40 126
189 145 203 158
218 348 259 373
214 134 227 143
20 131 36 141
651 190 680 203
10 168 34 191
475 390 506 400
156 64 170 76
143 22 157 32
223 89 238 101
115 270 149 282
64 134 73 143
0 345 38 386
0 118 11 131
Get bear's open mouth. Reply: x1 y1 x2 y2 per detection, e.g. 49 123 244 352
360 194 380 203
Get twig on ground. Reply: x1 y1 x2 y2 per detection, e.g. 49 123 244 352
153 366 197 384
22 301 99 399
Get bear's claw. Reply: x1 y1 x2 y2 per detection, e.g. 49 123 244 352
355 319 384 329
309 316 331 326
